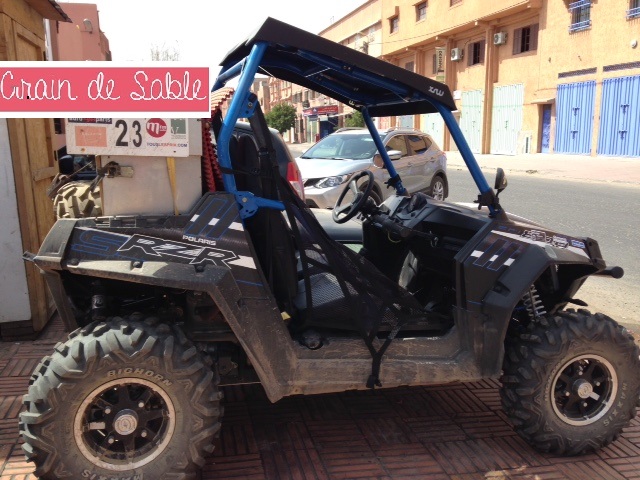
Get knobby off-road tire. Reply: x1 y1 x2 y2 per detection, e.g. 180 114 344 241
20 315 222 480
501 310 640 455
54 181 102 218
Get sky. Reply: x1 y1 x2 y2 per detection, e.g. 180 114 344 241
58 0 367 73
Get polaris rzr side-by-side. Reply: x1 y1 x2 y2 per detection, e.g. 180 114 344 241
20 18 639 480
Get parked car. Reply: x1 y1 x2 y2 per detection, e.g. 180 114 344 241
296 127 448 208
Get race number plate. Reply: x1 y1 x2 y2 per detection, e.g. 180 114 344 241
66 118 190 157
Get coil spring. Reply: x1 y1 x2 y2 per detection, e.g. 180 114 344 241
523 285 546 321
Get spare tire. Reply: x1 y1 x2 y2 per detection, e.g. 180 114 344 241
53 181 102 218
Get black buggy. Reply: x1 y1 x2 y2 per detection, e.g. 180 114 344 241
20 18 639 480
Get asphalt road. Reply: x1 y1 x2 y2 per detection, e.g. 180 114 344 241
289 142 640 329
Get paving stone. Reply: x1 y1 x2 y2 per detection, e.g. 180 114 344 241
2 318 640 479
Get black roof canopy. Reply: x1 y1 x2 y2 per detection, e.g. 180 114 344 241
220 18 456 117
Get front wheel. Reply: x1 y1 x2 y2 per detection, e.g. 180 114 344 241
501 310 640 455
20 316 222 479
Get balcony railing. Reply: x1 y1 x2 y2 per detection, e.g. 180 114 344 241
569 19 591 32
627 6 640 19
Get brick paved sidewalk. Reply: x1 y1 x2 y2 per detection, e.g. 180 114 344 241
1 318 639 480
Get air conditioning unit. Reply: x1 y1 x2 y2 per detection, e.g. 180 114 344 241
494 32 508 45
451 48 464 62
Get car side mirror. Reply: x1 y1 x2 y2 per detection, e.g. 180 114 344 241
373 150 403 168
495 167 508 194
387 149 403 161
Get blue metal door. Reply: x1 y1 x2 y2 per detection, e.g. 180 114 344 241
541 104 551 153
597 75 640 157
554 81 595 154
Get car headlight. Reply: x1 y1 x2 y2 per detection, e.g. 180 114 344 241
314 175 350 189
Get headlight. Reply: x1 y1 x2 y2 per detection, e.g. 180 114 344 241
314 175 350 189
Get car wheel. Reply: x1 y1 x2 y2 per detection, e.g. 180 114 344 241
20 315 222 479
501 310 640 455
429 175 446 201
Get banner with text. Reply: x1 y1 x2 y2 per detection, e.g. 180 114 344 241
0 62 210 118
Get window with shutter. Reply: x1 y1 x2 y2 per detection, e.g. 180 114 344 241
569 1 591 32
513 28 523 55
468 40 485 66
530 24 539 51
513 25 538 55
390 16 399 34
416 2 427 21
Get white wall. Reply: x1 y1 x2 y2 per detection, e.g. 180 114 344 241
0 118 32 322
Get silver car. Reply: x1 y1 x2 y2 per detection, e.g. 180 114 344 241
296 127 448 209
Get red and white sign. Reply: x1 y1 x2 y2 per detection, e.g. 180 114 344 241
66 117 191 157
0 62 209 118
303 105 340 117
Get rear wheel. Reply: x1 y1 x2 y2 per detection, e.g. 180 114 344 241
501 310 640 455
54 181 102 218
20 315 222 479
429 175 446 200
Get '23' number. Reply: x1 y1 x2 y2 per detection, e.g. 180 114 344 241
115 120 142 148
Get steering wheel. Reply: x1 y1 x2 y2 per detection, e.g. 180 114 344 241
332 171 375 223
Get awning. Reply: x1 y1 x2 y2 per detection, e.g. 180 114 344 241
25 0 72 22
532 97 555 104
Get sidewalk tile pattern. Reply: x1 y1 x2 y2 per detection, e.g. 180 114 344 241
1 317 639 480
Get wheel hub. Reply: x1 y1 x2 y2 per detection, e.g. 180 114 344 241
74 377 175 470
551 354 617 426
113 409 138 435
573 379 593 399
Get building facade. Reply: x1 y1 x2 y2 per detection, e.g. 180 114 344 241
46 2 111 153
269 0 640 156
48 2 110 61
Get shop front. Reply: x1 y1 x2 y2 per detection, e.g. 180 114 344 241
303 105 340 142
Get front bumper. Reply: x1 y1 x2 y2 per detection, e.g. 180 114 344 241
303 185 342 209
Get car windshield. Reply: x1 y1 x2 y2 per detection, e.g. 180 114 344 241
300 133 379 160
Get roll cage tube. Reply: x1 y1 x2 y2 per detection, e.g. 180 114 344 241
212 42 285 218
361 108 406 196
431 102 498 216
213 36 499 216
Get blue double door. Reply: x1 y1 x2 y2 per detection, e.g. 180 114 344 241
554 81 595 155
597 75 640 157
555 75 640 157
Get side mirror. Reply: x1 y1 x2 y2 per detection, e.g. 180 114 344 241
373 150 403 168
387 149 403 161
495 167 508 193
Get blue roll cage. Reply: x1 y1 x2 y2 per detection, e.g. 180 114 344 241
212 42 496 218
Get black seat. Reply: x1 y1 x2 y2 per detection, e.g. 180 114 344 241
232 134 299 313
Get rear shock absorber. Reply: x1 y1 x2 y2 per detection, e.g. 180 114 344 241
523 285 546 321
